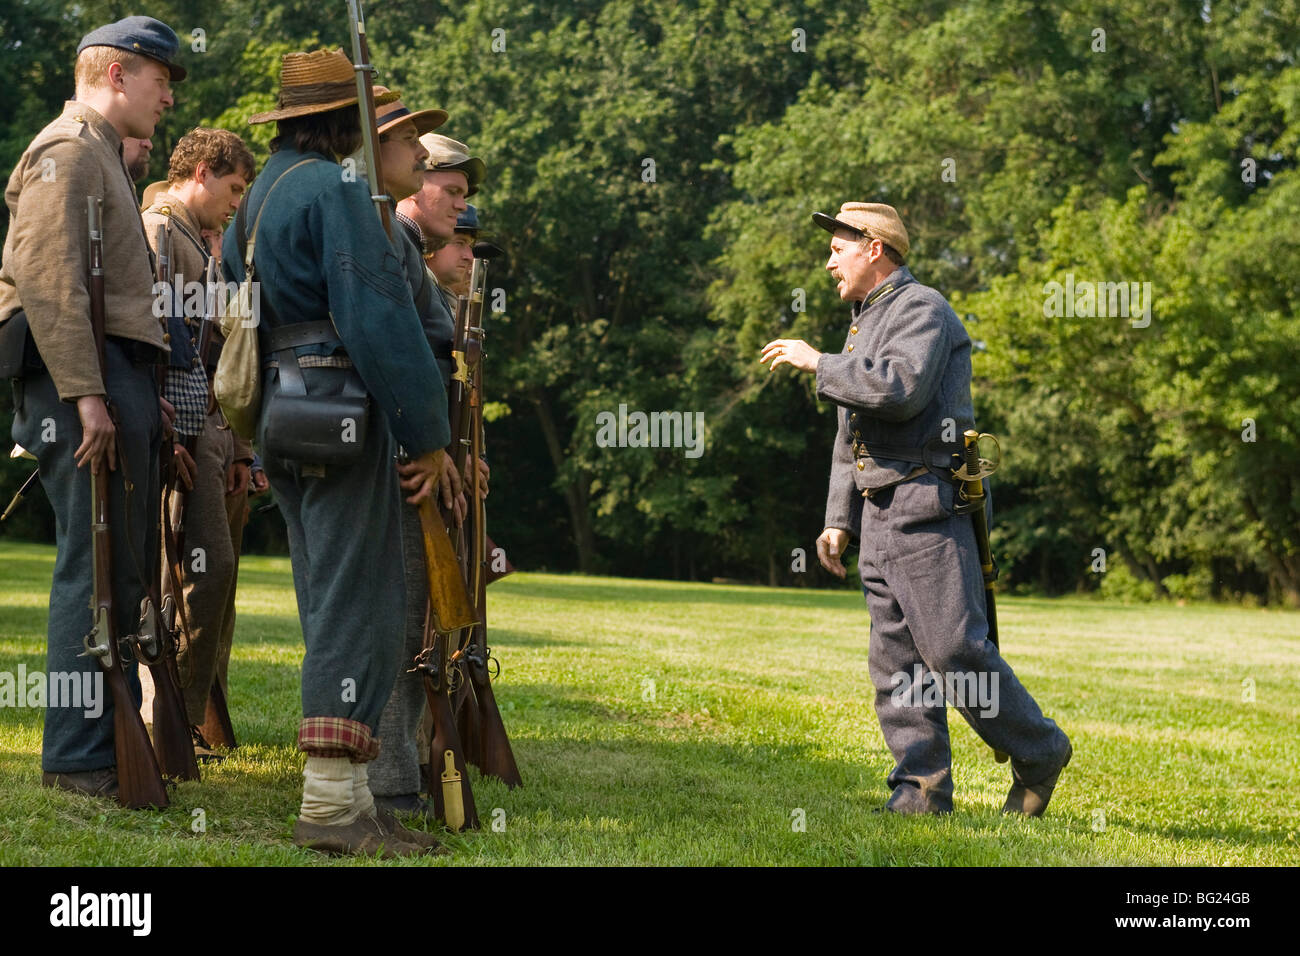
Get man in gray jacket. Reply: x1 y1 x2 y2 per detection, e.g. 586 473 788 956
762 202 1071 816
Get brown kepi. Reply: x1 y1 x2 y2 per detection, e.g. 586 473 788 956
249 47 399 125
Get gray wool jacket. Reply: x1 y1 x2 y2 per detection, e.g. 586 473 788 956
816 266 976 537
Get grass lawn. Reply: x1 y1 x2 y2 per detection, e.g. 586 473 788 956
1 538 1297 866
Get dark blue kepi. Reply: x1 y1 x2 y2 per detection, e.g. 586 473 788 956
77 15 187 81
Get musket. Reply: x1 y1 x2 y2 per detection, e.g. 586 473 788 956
451 257 522 786
169 254 238 751
347 0 476 829
346 0 474 635
129 221 200 782
83 196 170 809
196 255 237 748
412 603 479 832
446 269 482 763
953 429 1009 764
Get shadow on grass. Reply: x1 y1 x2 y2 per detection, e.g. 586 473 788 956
498 576 863 610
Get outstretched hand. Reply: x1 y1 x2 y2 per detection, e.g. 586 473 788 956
760 338 821 374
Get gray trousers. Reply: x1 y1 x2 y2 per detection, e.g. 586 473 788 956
11 341 162 772
369 498 430 796
167 410 237 724
215 473 249 700
858 474 1069 813
258 367 406 751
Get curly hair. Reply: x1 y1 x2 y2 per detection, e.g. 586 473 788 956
167 127 256 185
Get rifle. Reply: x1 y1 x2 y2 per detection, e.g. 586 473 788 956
347 0 477 828
81 196 170 809
198 254 238 749
169 254 239 751
135 221 200 782
450 258 522 787
953 429 1009 764
346 0 473 634
413 590 479 832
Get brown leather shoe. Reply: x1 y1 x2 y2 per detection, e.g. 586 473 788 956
1003 742 1072 817
292 817 424 858
42 768 118 799
369 806 447 853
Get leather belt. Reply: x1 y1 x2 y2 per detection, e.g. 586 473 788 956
861 465 928 498
107 335 165 366
851 440 926 463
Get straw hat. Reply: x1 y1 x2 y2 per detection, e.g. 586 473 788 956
812 202 910 257
249 48 399 125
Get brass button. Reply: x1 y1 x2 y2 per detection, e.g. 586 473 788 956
162 333 171 343
191 357 199 367
853 430 861 439
856 460 865 471
850 326 858 335
846 344 854 352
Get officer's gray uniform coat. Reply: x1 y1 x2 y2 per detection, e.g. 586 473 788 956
817 266 1069 812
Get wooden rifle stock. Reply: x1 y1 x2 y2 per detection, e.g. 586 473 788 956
85 197 169 808
416 611 479 831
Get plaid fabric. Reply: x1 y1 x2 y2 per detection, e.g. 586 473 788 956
265 354 353 370
164 365 210 437
298 716 380 762
395 209 430 255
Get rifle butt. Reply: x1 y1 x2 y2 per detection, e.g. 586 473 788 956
145 659 200 781
453 673 482 771
107 669 169 809
474 676 522 788
426 688 479 831
482 533 515 585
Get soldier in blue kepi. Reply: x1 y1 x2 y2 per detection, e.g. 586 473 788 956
0 15 185 800
761 202 1072 816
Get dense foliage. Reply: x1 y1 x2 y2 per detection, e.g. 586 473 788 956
2 0 1297 602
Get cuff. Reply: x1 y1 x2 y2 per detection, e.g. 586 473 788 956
298 717 381 763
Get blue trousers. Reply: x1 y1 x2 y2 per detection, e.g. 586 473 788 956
258 367 406 752
12 341 162 772
858 474 1069 812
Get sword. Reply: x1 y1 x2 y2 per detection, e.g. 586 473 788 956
952 429 1009 763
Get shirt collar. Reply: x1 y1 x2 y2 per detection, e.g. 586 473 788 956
145 190 203 237
64 100 122 152
853 265 914 315
395 208 430 255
